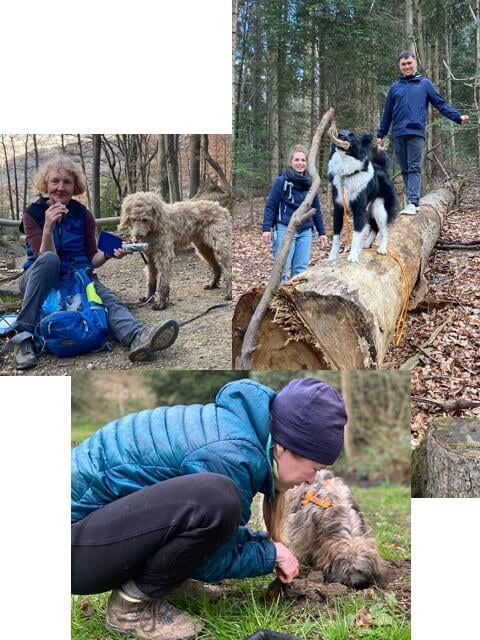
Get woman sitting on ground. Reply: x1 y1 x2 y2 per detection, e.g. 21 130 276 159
262 144 328 283
7 155 178 369
71 377 347 640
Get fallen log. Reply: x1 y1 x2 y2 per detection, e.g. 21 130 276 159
412 417 480 497
233 186 456 369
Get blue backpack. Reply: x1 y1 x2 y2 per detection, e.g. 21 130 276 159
36 269 109 357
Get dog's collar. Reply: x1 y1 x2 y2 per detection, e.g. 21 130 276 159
301 489 333 510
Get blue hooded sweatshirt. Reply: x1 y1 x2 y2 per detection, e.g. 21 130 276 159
71 379 278 582
377 74 462 139
262 171 325 235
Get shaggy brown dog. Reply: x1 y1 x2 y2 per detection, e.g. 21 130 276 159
119 192 232 310
284 470 387 588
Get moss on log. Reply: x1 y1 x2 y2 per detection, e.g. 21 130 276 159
412 417 480 498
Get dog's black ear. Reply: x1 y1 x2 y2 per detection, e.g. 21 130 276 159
361 133 373 147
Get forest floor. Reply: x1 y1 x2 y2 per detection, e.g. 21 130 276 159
0 245 232 374
232 176 480 448
72 483 410 640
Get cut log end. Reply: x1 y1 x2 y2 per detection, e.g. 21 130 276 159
412 417 480 498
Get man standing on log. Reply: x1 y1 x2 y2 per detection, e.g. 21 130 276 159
376 50 469 216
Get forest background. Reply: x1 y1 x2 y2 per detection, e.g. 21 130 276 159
71 370 411 485
233 0 479 195
0 134 232 223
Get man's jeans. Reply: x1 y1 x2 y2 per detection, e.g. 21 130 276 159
272 224 313 283
17 251 143 345
393 135 424 206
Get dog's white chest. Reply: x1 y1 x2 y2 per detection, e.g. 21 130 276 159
329 151 374 205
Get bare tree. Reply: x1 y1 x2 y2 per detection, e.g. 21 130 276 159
189 134 201 197
92 134 101 217
156 134 169 200
10 136 20 219
1 135 15 219
32 134 39 170
77 135 92 209
23 135 29 212
164 134 181 202
201 135 232 195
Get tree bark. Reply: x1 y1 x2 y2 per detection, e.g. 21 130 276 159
164 134 181 203
202 134 232 195
233 187 456 370
412 417 480 497
77 135 92 209
189 134 201 198
91 134 101 218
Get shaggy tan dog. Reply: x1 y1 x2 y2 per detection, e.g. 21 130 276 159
284 470 387 588
119 192 231 310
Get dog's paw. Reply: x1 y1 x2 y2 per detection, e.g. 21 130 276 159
152 301 169 311
204 282 220 290
347 254 359 263
376 247 387 255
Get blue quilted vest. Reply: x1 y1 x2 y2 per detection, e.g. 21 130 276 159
21 197 92 276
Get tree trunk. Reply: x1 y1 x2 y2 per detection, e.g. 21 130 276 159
157 135 169 200
412 417 480 497
1 136 15 219
32 134 39 170
23 134 29 212
189 134 201 198
77 135 92 209
11 137 20 219
92 134 101 218
233 187 455 370
165 134 181 203
202 134 233 195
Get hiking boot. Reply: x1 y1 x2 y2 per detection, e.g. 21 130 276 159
15 336 38 370
128 320 179 362
400 203 417 215
105 589 201 640
168 579 223 603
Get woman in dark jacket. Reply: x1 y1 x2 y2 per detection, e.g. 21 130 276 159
71 377 347 640
5 156 177 369
262 145 327 282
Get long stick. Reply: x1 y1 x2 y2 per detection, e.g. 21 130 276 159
238 107 335 370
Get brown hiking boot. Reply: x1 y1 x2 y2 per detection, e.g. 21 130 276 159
168 579 223 603
105 589 201 640
128 320 179 362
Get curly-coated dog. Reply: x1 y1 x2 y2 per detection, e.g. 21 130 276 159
284 469 387 588
119 192 232 310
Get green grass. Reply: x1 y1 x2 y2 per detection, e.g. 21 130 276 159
71 422 98 446
71 484 410 639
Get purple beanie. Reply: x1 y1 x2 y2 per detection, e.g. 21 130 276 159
270 378 347 465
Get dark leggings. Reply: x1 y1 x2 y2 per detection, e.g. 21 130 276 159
71 473 242 598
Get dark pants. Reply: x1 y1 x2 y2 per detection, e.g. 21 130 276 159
393 134 424 205
71 473 242 598
17 252 143 345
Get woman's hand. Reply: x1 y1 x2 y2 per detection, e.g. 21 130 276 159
44 203 68 232
262 231 271 246
273 541 300 584
318 234 328 249
113 247 131 259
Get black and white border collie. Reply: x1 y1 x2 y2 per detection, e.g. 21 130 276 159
327 130 397 263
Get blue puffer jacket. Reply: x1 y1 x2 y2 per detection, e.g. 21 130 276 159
377 74 462 139
71 379 278 581
21 197 92 276
262 172 325 235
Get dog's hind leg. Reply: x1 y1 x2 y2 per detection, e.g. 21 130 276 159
371 198 389 255
361 223 376 249
194 241 222 289
328 201 344 261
